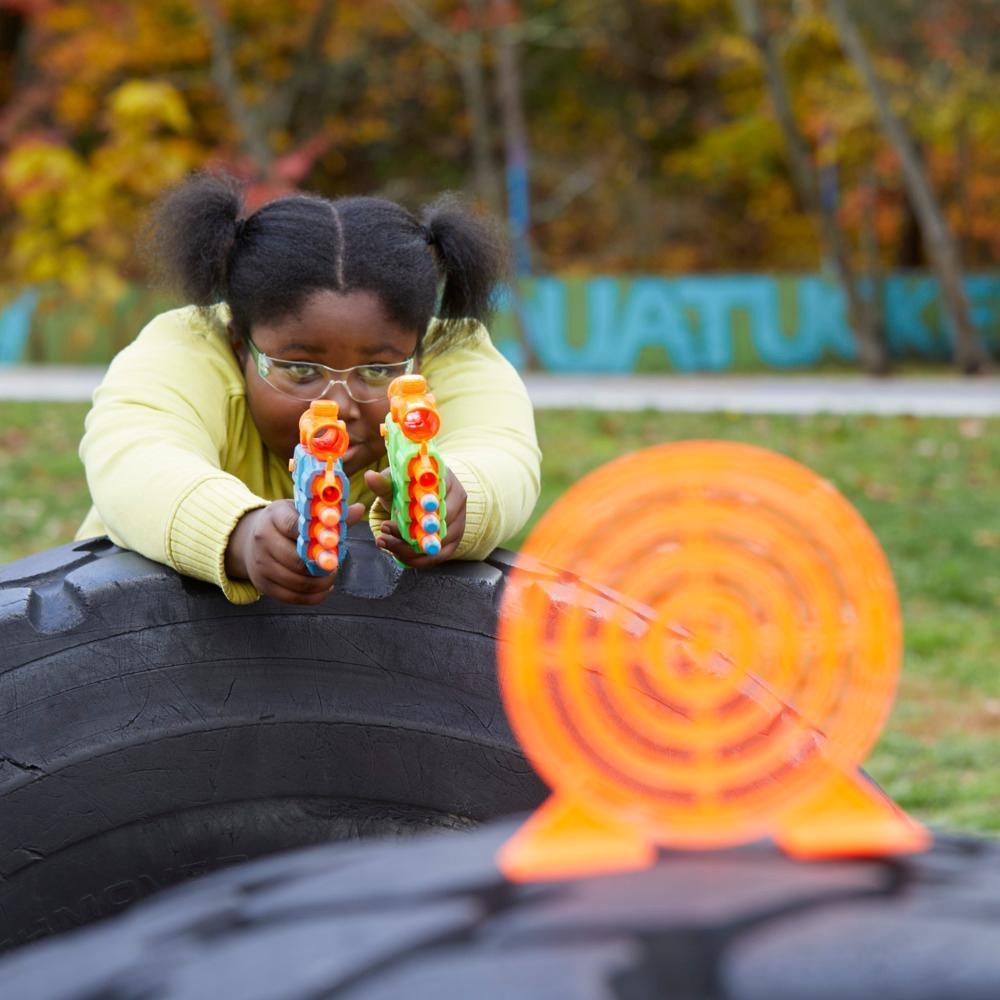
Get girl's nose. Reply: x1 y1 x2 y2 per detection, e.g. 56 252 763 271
321 379 360 417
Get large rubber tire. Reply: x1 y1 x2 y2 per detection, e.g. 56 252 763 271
0 528 544 953
0 816 996 998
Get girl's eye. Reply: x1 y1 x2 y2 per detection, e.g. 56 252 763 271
356 364 397 385
279 362 322 383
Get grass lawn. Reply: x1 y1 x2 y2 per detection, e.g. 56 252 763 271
1 401 998 836
0 402 93 559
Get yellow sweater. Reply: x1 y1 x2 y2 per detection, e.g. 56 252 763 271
76 305 541 604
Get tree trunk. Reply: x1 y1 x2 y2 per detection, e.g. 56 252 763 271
733 0 889 374
197 0 273 179
825 0 992 373
460 0 502 213
0 8 26 109
270 0 338 140
491 0 539 369
896 186 924 268
492 0 532 275
390 0 502 213
860 167 886 349
955 118 972 262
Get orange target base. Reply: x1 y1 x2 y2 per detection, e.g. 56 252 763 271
771 766 930 860
498 764 930 884
498 795 657 884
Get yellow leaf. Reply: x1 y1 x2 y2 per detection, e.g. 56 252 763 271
108 80 192 134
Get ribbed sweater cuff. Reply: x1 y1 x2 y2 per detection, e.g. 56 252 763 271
367 495 390 538
168 476 269 605
446 456 490 560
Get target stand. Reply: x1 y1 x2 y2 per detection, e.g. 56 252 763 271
497 441 930 883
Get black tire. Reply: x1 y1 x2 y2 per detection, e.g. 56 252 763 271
0 528 544 953
0 815 996 999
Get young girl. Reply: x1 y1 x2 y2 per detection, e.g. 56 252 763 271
75 173 541 605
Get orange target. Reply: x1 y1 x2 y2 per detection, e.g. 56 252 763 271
497 441 929 882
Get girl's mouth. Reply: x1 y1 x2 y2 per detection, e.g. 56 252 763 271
342 442 367 473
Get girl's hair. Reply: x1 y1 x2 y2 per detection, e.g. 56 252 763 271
146 172 509 355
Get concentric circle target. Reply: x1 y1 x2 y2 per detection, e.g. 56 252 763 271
498 441 902 849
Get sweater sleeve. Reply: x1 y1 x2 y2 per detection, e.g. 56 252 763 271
368 322 540 560
78 312 267 604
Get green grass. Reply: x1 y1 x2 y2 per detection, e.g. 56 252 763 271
1 402 998 836
0 402 92 560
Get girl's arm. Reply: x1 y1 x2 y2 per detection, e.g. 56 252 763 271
78 310 268 603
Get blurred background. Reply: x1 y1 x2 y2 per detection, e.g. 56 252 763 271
0 0 997 371
0 1 997 835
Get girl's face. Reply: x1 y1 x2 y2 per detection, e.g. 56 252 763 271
231 288 419 478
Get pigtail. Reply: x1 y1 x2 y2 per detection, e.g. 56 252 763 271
140 173 509 351
421 194 510 330
144 172 245 306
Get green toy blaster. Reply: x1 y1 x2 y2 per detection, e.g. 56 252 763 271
380 374 446 558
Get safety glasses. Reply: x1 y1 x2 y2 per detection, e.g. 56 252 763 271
245 336 415 403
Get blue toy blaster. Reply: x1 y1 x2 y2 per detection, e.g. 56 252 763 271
288 400 350 576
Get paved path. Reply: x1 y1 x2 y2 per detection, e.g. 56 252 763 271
0 365 997 416
520 374 1000 417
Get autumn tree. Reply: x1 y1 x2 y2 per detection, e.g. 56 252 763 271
390 0 502 212
825 0 994 371
0 0 996 367
732 0 889 373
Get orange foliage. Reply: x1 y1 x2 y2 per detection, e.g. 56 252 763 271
0 0 997 290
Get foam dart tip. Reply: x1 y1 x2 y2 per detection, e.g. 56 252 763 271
317 504 341 528
317 527 340 550
420 535 442 556
421 514 440 534
315 549 339 572
420 494 439 513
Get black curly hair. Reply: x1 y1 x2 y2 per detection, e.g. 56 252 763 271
146 172 509 355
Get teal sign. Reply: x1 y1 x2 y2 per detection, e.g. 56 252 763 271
0 290 38 364
491 273 1000 371
1 274 998 371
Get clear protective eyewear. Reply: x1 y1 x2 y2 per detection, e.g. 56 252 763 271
245 336 415 403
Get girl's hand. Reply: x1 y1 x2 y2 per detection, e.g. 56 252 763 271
364 467 467 569
226 499 367 604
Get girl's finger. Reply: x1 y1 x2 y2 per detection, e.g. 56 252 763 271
259 531 338 584
440 509 465 548
262 532 315 575
264 583 331 606
260 560 336 594
364 469 393 505
443 469 467 504
376 529 460 570
345 502 367 527
375 531 417 565
268 500 301 540
439 498 466 542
